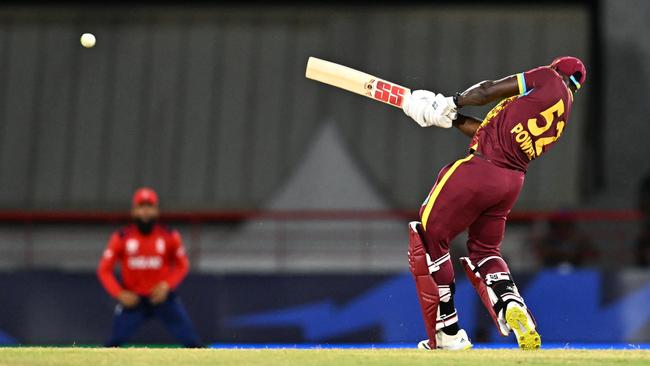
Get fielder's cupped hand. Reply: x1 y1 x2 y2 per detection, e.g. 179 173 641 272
402 90 456 128
117 290 140 308
150 281 170 305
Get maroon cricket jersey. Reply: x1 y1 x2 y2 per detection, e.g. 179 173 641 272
469 66 574 172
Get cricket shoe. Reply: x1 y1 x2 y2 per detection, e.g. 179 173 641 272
417 329 473 350
505 302 541 350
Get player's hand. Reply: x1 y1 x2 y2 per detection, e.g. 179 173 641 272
117 290 140 308
424 93 457 127
432 94 457 120
402 90 435 126
403 90 455 128
149 281 170 305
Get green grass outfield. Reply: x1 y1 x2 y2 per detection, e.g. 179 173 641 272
1 348 650 366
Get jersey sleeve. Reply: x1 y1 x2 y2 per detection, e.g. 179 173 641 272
516 66 556 95
97 232 124 298
164 230 189 290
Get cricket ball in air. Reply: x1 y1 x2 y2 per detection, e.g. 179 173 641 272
80 33 96 48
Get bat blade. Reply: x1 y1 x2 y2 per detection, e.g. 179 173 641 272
305 57 410 109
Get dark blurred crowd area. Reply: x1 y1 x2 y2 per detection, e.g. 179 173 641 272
531 173 650 269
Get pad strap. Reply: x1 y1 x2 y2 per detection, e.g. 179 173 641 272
485 271 512 286
460 257 510 336
435 283 458 330
438 283 453 303
436 310 458 330
490 277 525 318
426 252 451 274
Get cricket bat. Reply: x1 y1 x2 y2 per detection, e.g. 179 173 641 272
305 57 410 109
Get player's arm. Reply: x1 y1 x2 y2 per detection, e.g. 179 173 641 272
165 230 190 290
457 66 556 107
403 75 519 129
446 75 519 137
98 232 140 307
97 233 125 298
404 67 550 129
455 75 520 107
150 230 189 304
453 114 482 138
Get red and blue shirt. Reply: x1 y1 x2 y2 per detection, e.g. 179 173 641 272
97 224 189 298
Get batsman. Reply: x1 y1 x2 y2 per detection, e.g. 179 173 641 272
402 57 586 350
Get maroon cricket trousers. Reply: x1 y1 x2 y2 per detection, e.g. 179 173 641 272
418 153 525 283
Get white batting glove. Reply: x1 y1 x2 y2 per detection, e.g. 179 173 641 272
402 90 435 127
402 91 457 128
435 94 457 118
424 94 457 128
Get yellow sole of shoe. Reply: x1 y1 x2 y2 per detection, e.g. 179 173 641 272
506 306 541 350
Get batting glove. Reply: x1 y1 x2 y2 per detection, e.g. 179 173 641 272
403 90 456 128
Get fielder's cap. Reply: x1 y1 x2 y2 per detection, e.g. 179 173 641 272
132 187 159 206
550 56 586 90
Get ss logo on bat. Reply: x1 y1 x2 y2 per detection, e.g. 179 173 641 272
374 80 405 107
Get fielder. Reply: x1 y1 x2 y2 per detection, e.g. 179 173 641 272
402 57 586 350
97 187 202 347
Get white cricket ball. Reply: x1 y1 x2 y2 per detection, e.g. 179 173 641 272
80 33 96 48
